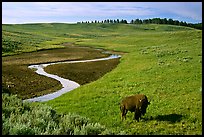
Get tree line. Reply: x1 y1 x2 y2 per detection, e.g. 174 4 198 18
78 19 128 24
77 18 202 30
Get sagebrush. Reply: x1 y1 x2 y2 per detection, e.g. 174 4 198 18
2 93 126 135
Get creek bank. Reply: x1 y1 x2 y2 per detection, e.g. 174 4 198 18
24 54 121 102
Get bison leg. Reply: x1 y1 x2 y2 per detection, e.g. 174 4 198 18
122 110 127 121
120 105 127 121
134 108 141 122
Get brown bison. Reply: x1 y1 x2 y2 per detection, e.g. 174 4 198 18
120 94 150 121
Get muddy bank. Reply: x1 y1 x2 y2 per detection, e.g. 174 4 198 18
2 45 122 100
24 54 120 102
45 55 120 85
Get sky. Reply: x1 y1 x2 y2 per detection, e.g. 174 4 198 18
2 2 202 24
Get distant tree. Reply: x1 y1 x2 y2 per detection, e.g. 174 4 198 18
120 19 124 23
78 18 201 30
120 19 127 24
151 18 156 24
143 19 149 24
139 19 142 24
168 18 174 25
162 18 168 24
147 19 152 24
174 20 180 25
183 21 187 26
179 21 184 26
193 23 202 30
134 19 140 24
187 23 193 28
151 18 161 24
158 18 162 24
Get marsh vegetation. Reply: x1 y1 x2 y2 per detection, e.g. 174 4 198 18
2 45 120 99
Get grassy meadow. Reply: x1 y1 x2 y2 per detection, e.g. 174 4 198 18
2 23 202 135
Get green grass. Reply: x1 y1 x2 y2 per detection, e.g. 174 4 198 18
2 23 202 135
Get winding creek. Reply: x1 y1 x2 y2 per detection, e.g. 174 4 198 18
23 54 121 102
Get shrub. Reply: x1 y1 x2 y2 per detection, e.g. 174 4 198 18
2 93 115 135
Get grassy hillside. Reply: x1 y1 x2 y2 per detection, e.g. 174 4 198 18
2 23 202 135
2 23 194 56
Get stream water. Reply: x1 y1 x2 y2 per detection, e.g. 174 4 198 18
23 54 121 102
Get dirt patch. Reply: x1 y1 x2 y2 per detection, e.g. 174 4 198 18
2 46 109 65
2 64 62 100
2 45 121 100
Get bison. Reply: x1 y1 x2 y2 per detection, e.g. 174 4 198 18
120 94 150 121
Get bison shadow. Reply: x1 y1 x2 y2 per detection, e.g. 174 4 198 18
154 114 183 123
143 113 183 123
